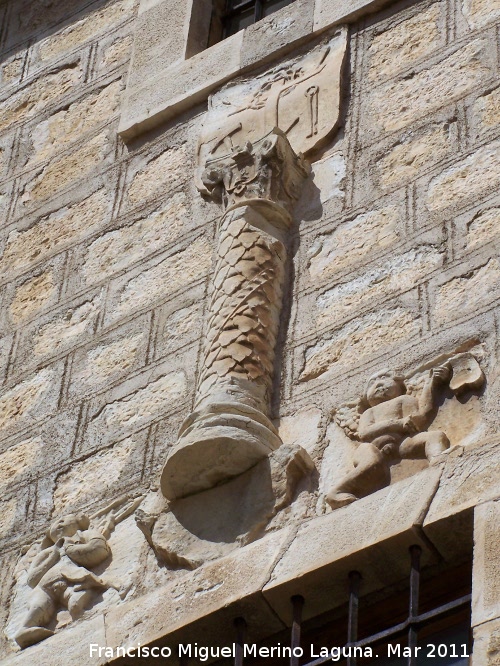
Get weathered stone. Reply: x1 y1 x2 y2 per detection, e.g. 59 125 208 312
99 34 133 70
462 0 500 29
0 53 25 88
368 40 494 134
0 498 18 539
0 437 43 490
9 270 58 325
70 331 147 396
89 372 187 442
27 81 122 166
472 618 500 666
53 440 135 514
434 259 500 324
0 367 61 437
277 407 323 459
83 192 187 284
113 237 211 319
467 207 500 249
308 206 400 282
316 246 443 329
427 139 500 212
377 122 455 189
37 0 136 63
127 144 189 206
367 5 442 82
32 296 102 358
263 468 442 622
473 500 500 627
472 86 500 136
105 529 291 658
0 188 112 281
306 152 346 205
156 303 203 358
0 62 83 134
20 132 112 205
300 307 419 382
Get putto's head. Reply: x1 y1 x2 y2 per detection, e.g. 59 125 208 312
365 369 406 406
48 513 90 543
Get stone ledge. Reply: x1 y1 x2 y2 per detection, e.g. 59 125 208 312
119 0 396 140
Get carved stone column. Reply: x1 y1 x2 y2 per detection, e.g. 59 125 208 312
161 130 309 499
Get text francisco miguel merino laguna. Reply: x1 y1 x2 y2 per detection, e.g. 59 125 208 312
90 641 470 660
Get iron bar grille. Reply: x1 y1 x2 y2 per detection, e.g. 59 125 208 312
176 545 472 666
221 0 297 37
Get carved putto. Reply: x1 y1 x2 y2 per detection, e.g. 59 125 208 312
327 353 485 508
10 499 141 649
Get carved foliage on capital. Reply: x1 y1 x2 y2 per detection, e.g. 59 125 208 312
201 129 310 212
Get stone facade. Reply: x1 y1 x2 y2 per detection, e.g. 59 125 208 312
0 0 499 663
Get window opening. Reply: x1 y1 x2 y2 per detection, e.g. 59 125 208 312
208 0 298 45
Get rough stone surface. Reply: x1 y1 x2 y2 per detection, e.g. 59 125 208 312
472 87 500 136
466 208 500 249
462 0 500 29
0 188 112 281
427 140 500 212
0 438 43 490
368 40 494 134
472 618 500 666
308 206 400 282
377 122 455 189
434 259 500 324
367 5 442 82
26 82 122 166
315 246 443 328
20 132 112 206
112 237 211 319
83 192 187 284
300 307 419 382
9 270 57 325
473 500 500 627
0 62 83 134
127 145 189 206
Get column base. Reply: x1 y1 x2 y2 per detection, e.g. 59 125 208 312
161 405 282 500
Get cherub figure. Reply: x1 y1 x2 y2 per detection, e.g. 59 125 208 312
327 365 451 508
14 499 140 649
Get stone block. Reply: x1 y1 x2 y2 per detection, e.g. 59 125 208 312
471 86 500 138
263 468 442 623
82 191 189 286
240 0 313 69
367 39 494 136
0 188 113 284
0 436 44 492
106 236 212 325
427 139 500 213
299 306 420 383
25 81 122 167
83 359 190 449
34 0 136 65
0 52 25 89
277 407 323 460
314 245 443 330
153 296 204 361
0 497 19 540
307 205 401 284
465 206 500 251
67 315 150 399
0 61 83 134
8 269 59 326
367 4 444 83
0 365 63 440
433 259 500 325
19 131 114 208
104 529 292 659
471 618 500 666
97 33 134 71
473 500 500 627
314 0 392 31
424 440 500 560
376 120 456 190
462 0 500 30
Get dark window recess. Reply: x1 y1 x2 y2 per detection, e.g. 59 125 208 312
206 546 472 666
208 0 297 45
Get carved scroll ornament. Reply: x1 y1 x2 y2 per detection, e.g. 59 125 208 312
161 131 309 499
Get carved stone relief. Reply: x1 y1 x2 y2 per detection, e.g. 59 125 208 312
161 131 310 500
326 352 485 508
6 497 142 650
